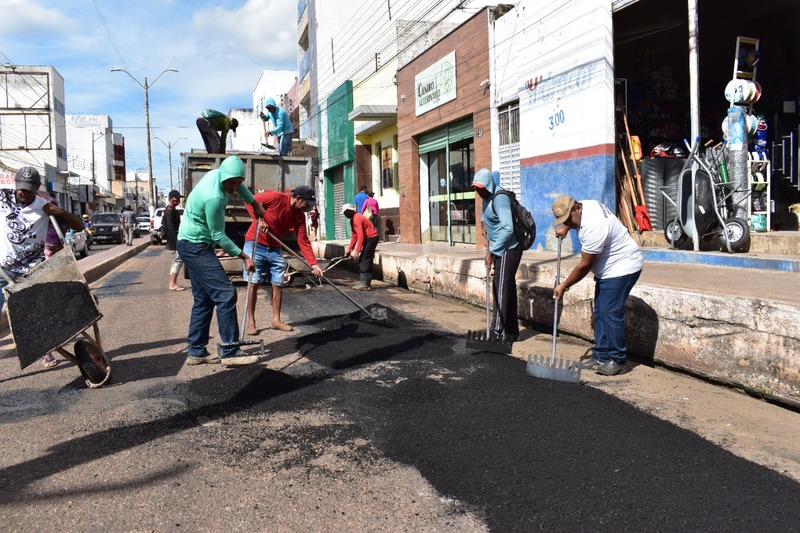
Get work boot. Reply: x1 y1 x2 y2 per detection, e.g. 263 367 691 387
354 272 372 291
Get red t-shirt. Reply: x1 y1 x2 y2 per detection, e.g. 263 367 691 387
244 191 317 266
348 213 378 253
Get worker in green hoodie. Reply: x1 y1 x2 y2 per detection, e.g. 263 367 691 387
196 109 238 154
177 156 265 367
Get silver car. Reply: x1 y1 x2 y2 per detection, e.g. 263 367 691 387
65 229 90 258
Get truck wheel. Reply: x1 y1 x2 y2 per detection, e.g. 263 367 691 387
74 338 111 388
79 245 88 258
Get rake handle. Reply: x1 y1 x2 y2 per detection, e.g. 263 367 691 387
485 261 491 337
239 217 261 342
551 237 563 364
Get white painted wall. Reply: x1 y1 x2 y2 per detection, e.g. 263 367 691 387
65 114 115 195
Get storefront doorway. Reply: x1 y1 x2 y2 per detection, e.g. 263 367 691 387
419 119 476 245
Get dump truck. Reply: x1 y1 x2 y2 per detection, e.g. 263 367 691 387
180 150 314 276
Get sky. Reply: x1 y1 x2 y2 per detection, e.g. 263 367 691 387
0 0 298 193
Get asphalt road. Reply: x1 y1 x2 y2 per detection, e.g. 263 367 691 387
1 246 799 531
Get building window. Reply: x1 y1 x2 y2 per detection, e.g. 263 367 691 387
54 97 65 116
498 101 519 145
56 144 66 160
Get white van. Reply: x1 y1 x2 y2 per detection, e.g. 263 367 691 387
150 207 184 244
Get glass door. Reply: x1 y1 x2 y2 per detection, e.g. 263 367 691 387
425 140 475 244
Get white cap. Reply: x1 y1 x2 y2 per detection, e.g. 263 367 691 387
340 203 355 214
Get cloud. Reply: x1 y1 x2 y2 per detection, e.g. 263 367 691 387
0 0 79 37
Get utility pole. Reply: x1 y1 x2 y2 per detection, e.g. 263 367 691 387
90 129 107 214
155 137 187 192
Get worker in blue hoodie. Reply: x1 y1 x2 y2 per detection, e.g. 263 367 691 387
471 168 522 342
259 97 295 156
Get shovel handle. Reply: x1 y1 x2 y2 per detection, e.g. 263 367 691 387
239 217 261 342
485 261 491 337
551 237 563 363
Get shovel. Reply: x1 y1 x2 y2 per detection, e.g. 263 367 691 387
263 228 388 323
526 237 581 383
466 261 513 354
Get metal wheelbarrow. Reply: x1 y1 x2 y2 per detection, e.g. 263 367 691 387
3 247 111 388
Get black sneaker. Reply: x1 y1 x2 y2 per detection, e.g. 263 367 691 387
596 360 626 376
580 358 601 370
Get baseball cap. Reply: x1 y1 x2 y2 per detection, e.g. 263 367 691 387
168 189 183 199
15 166 42 192
293 185 316 206
340 203 355 214
551 195 576 226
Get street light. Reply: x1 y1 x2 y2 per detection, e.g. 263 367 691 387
154 136 187 192
110 66 178 215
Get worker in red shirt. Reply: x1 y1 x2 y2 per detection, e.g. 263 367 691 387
341 203 379 290
243 185 322 334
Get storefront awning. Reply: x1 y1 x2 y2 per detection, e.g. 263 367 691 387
348 105 397 136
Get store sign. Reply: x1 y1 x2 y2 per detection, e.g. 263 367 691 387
415 51 457 117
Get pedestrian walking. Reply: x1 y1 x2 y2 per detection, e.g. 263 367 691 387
121 205 136 245
362 191 380 240
308 205 320 241
341 203 379 290
471 168 522 342
177 156 266 367
242 185 322 335
196 109 238 154
551 195 643 376
162 190 185 291
353 186 369 215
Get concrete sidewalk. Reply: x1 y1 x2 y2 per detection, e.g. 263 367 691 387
314 238 800 409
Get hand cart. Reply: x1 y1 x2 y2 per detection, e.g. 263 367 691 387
2 242 111 388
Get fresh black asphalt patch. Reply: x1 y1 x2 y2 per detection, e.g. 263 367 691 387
234 299 800 531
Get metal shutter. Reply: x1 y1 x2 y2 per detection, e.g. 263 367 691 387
331 165 347 240
499 142 520 196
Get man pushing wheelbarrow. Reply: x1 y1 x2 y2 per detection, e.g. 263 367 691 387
1 167 110 387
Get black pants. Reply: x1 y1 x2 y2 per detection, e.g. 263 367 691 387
491 246 523 337
196 117 222 153
359 236 379 274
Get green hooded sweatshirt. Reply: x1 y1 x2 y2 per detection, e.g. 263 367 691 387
177 156 254 257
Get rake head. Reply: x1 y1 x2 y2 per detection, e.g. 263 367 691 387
466 331 514 355
526 354 582 384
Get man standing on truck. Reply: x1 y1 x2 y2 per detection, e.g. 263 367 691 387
258 98 294 156
196 109 238 154
242 185 322 334
177 156 266 367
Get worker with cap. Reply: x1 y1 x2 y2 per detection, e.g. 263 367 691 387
196 109 239 154
470 168 522 342
0 166 84 312
241 184 322 335
341 202 379 291
177 156 266 367
550 195 643 376
82 214 94 245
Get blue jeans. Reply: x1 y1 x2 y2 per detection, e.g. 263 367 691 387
592 270 641 364
278 133 292 156
177 240 240 357
242 241 285 285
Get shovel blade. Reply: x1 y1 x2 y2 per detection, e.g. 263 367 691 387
526 354 582 384
466 330 513 355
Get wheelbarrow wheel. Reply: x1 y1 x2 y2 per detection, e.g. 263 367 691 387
663 220 688 248
723 217 750 252
74 338 112 388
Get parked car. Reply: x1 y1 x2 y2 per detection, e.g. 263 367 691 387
90 213 124 244
137 215 150 235
150 207 183 244
65 229 89 258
